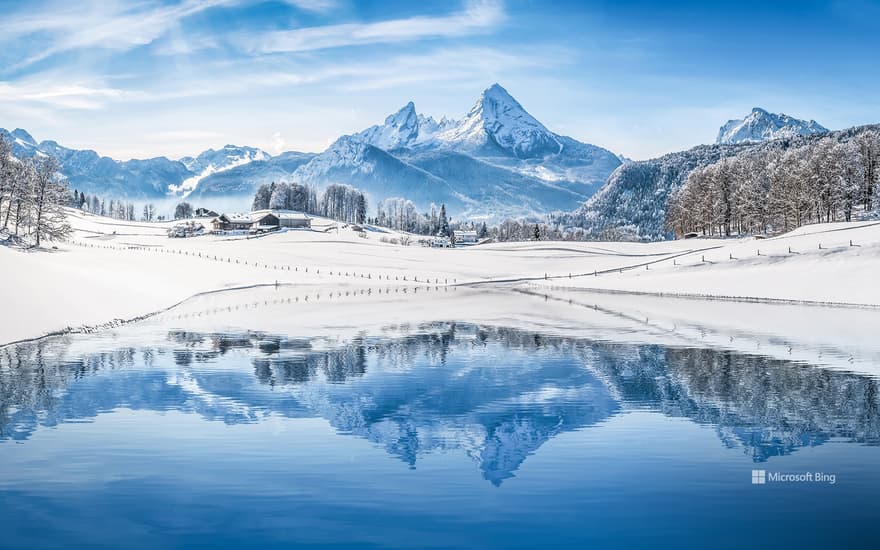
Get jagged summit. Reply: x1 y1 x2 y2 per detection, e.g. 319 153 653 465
435 83 563 158
10 128 36 146
716 108 827 144
354 101 423 150
350 83 582 160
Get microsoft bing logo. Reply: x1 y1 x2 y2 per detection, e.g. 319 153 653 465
752 470 766 484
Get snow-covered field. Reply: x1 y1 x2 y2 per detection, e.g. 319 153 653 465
2 208 880 346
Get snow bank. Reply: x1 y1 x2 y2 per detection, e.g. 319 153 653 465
2 211 880 346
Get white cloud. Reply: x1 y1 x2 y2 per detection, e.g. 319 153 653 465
271 132 286 154
0 80 127 110
283 0 339 13
245 0 505 54
0 0 236 70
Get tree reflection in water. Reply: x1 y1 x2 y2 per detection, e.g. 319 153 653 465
1 323 879 484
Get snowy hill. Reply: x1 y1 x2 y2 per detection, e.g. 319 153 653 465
561 144 740 240
172 145 270 196
187 151 315 199
291 84 621 219
562 123 880 240
180 144 269 174
716 108 827 144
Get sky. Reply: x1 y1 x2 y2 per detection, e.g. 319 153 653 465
1 0 879 161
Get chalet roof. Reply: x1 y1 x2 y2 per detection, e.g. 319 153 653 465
251 209 311 221
215 210 310 225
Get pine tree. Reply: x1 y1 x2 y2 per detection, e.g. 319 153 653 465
356 194 367 224
437 204 449 236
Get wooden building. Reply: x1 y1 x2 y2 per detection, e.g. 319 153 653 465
212 210 311 232
212 214 255 231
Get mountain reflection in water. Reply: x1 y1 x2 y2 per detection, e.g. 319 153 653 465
1 323 879 485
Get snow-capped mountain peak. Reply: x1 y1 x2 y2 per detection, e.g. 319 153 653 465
716 108 828 144
385 101 417 128
354 101 423 150
437 83 563 158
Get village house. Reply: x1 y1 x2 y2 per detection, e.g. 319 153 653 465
194 208 220 218
212 213 257 231
211 210 312 232
453 230 479 245
265 210 312 229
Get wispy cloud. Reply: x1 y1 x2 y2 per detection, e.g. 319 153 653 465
0 0 235 70
244 0 505 54
0 79 127 110
283 0 339 14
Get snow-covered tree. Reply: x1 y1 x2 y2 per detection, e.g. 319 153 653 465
437 204 449 237
174 201 193 219
30 156 71 246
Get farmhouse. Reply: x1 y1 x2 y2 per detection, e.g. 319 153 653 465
211 210 312 232
263 210 312 229
194 208 219 218
212 213 256 231
453 230 479 244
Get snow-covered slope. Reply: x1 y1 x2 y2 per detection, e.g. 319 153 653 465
291 136 462 208
171 145 271 196
716 108 827 144
564 123 880 240
180 145 269 174
188 151 315 199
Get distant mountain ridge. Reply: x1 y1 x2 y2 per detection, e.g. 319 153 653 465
717 107 827 144
1 84 622 220
0 127 275 200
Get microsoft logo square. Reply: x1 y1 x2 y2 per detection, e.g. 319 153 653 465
752 470 766 484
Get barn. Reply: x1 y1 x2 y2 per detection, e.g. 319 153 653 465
212 213 255 231
275 211 312 228
212 210 312 232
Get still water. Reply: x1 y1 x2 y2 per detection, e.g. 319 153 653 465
1 294 880 548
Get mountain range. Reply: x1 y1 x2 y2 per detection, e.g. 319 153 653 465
1 98 836 228
278 84 623 219
1 84 622 220
716 107 827 144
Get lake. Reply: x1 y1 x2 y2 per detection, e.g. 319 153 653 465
1 287 879 549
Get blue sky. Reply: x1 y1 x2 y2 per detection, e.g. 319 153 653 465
1 0 878 160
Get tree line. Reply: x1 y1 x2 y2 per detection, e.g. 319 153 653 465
374 199 454 236
69 189 160 222
667 130 880 237
373 198 583 242
0 135 71 246
252 181 368 224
